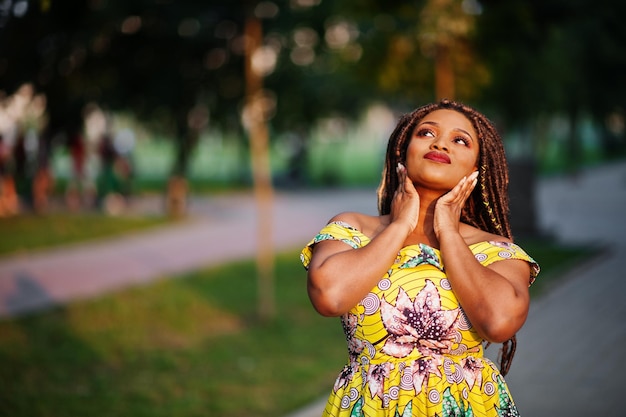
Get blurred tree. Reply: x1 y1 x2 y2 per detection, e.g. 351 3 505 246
320 0 486 108
0 0 247 179
476 0 626 161
418 0 481 101
474 0 626 236
243 1 275 322
0 0 382 189
1 0 624 195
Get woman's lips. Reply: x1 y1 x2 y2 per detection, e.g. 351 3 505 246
424 151 451 164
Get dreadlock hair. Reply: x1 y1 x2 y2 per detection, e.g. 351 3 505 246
376 99 517 375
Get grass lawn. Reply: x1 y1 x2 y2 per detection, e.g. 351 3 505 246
0 213 171 257
0 233 591 417
0 250 346 417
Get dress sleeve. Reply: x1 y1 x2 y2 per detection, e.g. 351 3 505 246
472 241 540 286
300 221 368 270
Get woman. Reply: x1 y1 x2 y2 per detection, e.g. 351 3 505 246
301 99 539 417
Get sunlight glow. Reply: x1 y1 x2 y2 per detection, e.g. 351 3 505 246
324 18 359 50
252 46 278 76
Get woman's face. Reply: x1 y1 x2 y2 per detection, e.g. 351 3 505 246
405 109 480 192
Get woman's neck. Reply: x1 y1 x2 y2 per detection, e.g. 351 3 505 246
406 193 440 247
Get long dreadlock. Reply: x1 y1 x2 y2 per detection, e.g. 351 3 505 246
377 99 517 375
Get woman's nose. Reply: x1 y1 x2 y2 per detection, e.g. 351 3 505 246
431 136 448 151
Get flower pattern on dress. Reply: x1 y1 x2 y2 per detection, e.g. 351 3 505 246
461 356 484 391
342 312 365 359
380 281 461 358
368 362 394 402
408 356 442 395
334 363 358 393
331 313 365 393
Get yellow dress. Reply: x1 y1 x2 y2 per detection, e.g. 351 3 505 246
301 221 540 417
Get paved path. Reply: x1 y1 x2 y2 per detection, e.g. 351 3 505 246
1 161 625 417
0 189 379 317
503 162 626 416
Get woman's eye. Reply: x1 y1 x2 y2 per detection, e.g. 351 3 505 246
454 137 469 146
416 128 434 137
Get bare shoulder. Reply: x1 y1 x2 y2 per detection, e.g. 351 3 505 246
329 211 383 239
460 223 513 246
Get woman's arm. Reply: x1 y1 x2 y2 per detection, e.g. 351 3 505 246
438 232 531 342
307 163 420 317
307 218 411 316
434 172 531 342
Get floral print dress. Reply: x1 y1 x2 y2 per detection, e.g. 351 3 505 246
301 221 540 417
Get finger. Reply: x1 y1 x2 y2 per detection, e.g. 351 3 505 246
459 172 478 193
457 174 478 203
398 163 412 193
464 171 478 193
404 174 417 194
396 163 405 193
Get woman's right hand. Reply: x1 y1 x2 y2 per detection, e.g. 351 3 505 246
390 163 420 234
307 163 419 316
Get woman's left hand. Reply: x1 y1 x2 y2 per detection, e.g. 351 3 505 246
434 171 478 239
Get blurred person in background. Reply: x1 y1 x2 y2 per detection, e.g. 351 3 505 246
0 134 18 216
66 128 89 211
301 99 539 417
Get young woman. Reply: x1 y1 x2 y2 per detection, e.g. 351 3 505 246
301 99 539 417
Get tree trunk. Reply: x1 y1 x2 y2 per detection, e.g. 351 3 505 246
435 43 455 100
245 13 276 323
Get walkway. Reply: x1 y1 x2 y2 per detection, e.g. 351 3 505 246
1 161 625 416
0 188 378 317
504 161 626 416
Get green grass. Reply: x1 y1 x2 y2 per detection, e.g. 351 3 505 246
0 251 345 417
0 213 171 257
0 235 592 417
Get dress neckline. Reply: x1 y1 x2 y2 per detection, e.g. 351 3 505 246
329 220 495 252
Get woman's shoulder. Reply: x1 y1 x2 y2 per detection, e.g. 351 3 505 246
460 223 512 246
328 211 384 239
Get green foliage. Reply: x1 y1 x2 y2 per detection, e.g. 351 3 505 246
2 0 625 180
475 0 626 122
306 136 384 187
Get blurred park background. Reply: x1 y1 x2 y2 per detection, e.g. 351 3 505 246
0 0 625 416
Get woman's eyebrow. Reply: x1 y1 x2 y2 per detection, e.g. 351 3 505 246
419 121 475 141
453 128 474 141
419 121 438 128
